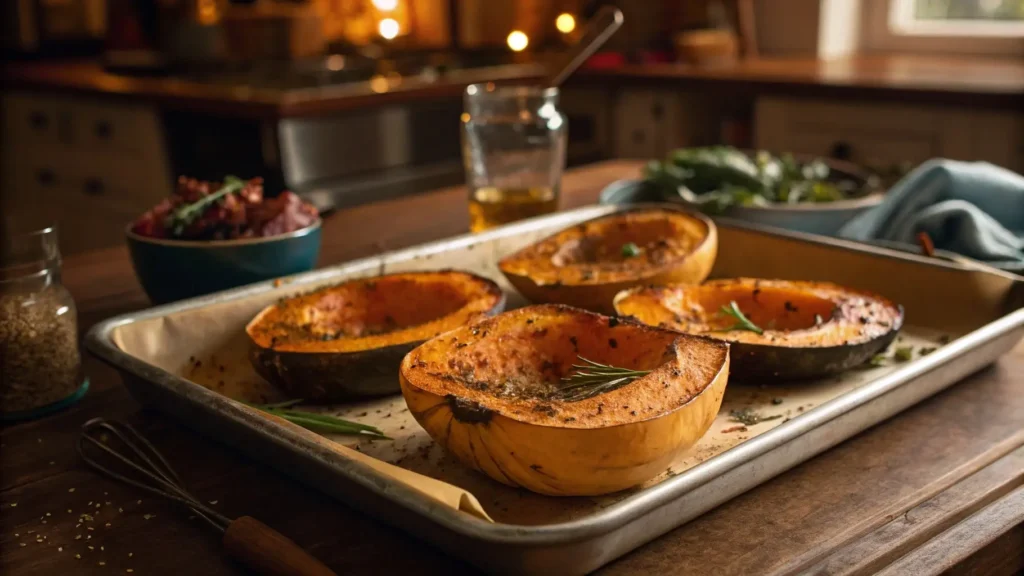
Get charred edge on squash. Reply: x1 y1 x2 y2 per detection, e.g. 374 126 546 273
445 394 495 424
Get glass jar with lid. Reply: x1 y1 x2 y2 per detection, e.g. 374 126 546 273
461 83 568 232
0 226 87 420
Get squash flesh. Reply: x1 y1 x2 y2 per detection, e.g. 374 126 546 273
400 304 730 496
498 208 717 313
247 271 504 354
615 279 902 348
245 271 505 401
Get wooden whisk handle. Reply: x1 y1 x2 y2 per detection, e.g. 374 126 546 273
223 516 337 576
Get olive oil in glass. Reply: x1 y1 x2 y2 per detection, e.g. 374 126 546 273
461 84 567 233
468 186 559 233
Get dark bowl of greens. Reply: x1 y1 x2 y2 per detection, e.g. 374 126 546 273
602 147 884 236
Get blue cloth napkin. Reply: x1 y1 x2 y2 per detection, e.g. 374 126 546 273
839 159 1024 272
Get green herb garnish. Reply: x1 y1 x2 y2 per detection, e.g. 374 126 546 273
919 346 937 355
249 399 389 439
165 175 246 236
867 354 887 367
551 356 651 402
893 346 914 362
621 242 641 258
717 301 764 334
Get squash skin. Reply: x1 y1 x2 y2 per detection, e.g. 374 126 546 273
246 271 505 402
498 207 717 314
614 278 904 382
399 304 730 496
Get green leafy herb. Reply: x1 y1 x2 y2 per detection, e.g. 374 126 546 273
893 346 914 362
551 357 651 402
919 346 937 356
867 354 887 367
716 301 764 334
643 146 870 214
249 399 389 439
165 175 246 236
621 242 641 258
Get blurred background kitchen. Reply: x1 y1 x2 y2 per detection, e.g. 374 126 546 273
3 0 1023 256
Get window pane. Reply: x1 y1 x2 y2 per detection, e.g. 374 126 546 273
914 0 1024 21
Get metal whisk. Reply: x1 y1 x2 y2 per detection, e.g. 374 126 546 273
78 417 336 576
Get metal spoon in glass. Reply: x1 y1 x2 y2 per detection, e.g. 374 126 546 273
544 6 625 88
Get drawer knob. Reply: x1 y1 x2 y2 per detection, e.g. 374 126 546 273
830 141 853 161
29 112 49 131
83 178 105 196
36 168 56 186
94 121 113 140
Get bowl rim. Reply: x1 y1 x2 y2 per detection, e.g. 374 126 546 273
125 217 322 247
602 179 886 213
722 191 886 213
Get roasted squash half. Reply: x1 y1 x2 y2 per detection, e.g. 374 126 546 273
614 278 904 381
247 271 505 401
399 304 730 496
498 207 717 313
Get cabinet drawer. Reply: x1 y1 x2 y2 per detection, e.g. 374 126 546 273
3 93 67 151
778 131 938 167
54 192 142 255
69 100 164 156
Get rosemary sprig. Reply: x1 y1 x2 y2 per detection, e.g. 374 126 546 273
165 175 246 236
248 400 390 439
549 356 651 402
716 301 764 334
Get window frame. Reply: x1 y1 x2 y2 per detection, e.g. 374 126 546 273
861 0 1024 56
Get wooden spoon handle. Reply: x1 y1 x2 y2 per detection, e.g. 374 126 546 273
223 516 337 576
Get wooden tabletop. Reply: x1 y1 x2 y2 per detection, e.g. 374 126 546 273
5 54 1023 118
2 160 1023 575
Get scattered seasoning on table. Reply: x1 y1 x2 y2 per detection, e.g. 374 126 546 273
722 425 748 433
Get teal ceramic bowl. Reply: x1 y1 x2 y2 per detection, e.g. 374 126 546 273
126 220 322 304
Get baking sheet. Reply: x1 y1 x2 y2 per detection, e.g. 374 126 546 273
89 204 1024 574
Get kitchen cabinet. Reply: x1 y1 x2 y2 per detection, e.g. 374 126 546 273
1 92 171 254
612 89 686 159
755 97 1024 173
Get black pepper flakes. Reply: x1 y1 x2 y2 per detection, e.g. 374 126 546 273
608 338 618 349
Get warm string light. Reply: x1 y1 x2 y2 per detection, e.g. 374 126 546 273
372 0 398 11
507 30 529 51
556 13 576 34
378 18 400 40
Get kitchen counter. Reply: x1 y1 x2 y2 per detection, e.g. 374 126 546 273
1 59 544 119
1 160 1022 575
579 54 1024 108
5 54 1023 119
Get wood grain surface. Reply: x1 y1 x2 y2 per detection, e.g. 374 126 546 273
5 55 1022 118
1 161 1022 576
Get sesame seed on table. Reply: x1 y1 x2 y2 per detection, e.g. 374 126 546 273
1 161 1022 575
